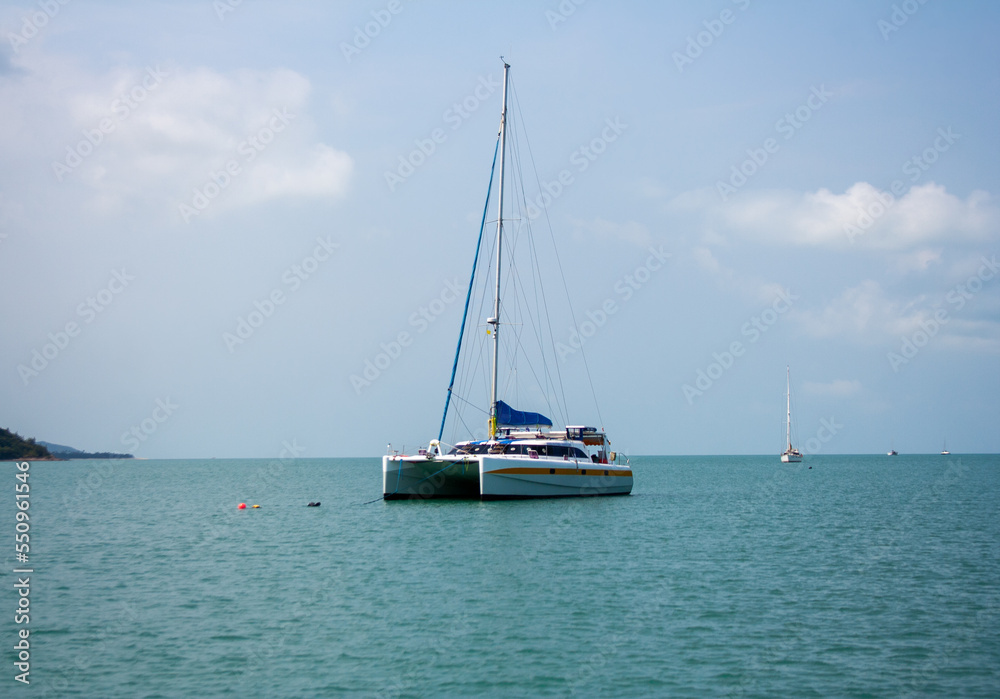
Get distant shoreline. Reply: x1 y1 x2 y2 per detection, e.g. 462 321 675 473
2 453 135 462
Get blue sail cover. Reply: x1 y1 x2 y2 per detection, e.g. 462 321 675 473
495 400 552 427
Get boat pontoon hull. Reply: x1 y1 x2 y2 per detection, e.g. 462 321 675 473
383 455 633 500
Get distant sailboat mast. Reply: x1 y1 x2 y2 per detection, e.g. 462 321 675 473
781 365 802 462
488 60 510 440
786 365 793 453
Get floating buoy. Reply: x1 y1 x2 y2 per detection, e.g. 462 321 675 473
238 503 247 509
252 504 260 508
307 502 321 507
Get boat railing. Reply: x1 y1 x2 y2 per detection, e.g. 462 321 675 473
609 451 630 467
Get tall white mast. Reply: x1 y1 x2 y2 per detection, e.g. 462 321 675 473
488 60 510 439
786 365 792 450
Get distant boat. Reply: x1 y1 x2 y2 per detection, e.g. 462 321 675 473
887 449 897 456
941 439 950 455
780 366 802 463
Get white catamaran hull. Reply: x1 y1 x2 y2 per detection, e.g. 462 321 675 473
381 64 634 502
383 455 633 500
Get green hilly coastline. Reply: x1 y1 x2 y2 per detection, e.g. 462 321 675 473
1 427 133 461
0 427 54 460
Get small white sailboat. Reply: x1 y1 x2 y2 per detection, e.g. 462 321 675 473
780 366 802 463
382 61 632 500
940 440 950 455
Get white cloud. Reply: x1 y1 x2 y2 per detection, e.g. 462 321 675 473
686 245 799 307
672 182 999 251
791 280 922 341
938 317 1000 353
662 177 1000 352
246 144 353 201
691 246 722 275
788 275 1000 351
0 54 353 218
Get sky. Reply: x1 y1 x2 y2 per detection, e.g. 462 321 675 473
1 0 998 458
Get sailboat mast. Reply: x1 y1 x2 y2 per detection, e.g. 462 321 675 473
488 60 510 439
786 365 792 450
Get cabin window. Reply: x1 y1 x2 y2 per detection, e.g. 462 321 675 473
449 443 494 455
543 445 586 459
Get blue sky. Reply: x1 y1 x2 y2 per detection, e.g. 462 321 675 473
2 0 998 458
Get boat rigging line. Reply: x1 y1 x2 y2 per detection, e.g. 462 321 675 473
438 135 500 442
509 79 606 434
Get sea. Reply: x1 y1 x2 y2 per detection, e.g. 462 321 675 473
2 454 998 698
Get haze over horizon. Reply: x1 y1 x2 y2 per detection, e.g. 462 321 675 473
2 1 998 459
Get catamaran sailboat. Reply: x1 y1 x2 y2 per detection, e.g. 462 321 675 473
383 62 632 500
780 366 803 463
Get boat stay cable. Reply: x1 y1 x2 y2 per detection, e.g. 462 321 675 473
505 108 568 427
437 135 501 442
510 80 606 433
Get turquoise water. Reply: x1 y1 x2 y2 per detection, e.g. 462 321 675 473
2 455 998 697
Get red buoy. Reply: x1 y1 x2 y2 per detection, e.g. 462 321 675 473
238 502 247 509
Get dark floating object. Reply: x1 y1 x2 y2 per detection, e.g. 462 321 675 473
307 502 321 507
